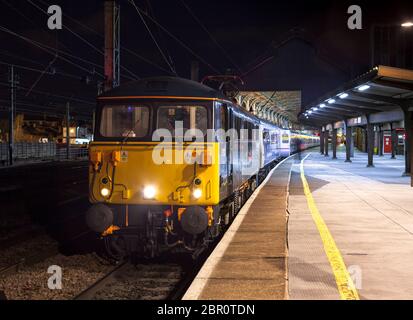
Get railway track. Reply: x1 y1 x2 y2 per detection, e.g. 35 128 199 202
73 159 285 300
1 158 283 300
74 260 188 300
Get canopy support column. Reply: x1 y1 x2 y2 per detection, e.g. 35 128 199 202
390 123 397 159
402 107 412 176
320 128 325 155
332 126 337 160
367 116 375 168
345 121 352 163
379 125 384 157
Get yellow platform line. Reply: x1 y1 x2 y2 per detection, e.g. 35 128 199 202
300 154 360 300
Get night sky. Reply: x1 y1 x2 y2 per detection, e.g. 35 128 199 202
1 0 413 119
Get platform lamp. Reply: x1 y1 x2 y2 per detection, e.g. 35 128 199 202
401 21 413 28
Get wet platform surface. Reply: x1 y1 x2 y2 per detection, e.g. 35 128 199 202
183 158 293 300
183 149 413 300
288 150 413 300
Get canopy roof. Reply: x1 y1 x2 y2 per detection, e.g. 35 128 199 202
300 66 413 126
237 91 301 125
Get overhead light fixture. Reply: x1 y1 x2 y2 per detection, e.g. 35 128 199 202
339 93 349 99
320 103 326 108
309 111 313 114
401 22 413 28
328 99 336 104
313 107 319 111
358 85 370 91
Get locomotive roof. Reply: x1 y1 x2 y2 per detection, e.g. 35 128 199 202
98 77 288 130
99 76 228 100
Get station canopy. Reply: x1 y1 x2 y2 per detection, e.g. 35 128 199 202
300 66 413 127
236 91 301 127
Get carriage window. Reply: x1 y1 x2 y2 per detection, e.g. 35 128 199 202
220 105 228 131
100 105 150 138
157 106 207 134
263 130 270 143
271 133 277 144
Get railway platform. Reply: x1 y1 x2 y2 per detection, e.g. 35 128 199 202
184 149 413 300
183 158 293 300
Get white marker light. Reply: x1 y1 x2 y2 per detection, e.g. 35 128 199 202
320 103 326 108
358 85 370 91
328 99 336 104
309 111 313 114
313 107 319 111
193 188 202 199
339 93 349 99
143 185 157 199
100 188 110 197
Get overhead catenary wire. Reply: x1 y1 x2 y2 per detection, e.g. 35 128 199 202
0 0 104 76
0 49 46 67
260 91 277 110
0 25 143 82
0 82 95 105
0 36 104 74
9 41 107 78
0 25 103 76
36 0 174 75
128 0 177 76
26 0 103 54
0 59 98 83
178 0 242 74
125 1 221 74
0 0 70 54
25 0 140 81
0 99 93 116
0 105 93 120
143 0 176 73
0 2 99 122
25 54 58 96
0 60 58 76
0 5 102 88
1 0 37 28
122 46 174 75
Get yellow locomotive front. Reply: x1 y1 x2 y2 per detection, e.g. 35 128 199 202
86 82 224 259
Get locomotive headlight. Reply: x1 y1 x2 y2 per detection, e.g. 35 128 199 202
143 185 157 199
193 188 202 199
100 187 110 197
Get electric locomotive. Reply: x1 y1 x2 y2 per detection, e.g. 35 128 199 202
86 77 317 259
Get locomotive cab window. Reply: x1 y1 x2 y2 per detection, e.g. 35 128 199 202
100 105 150 138
157 105 208 135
